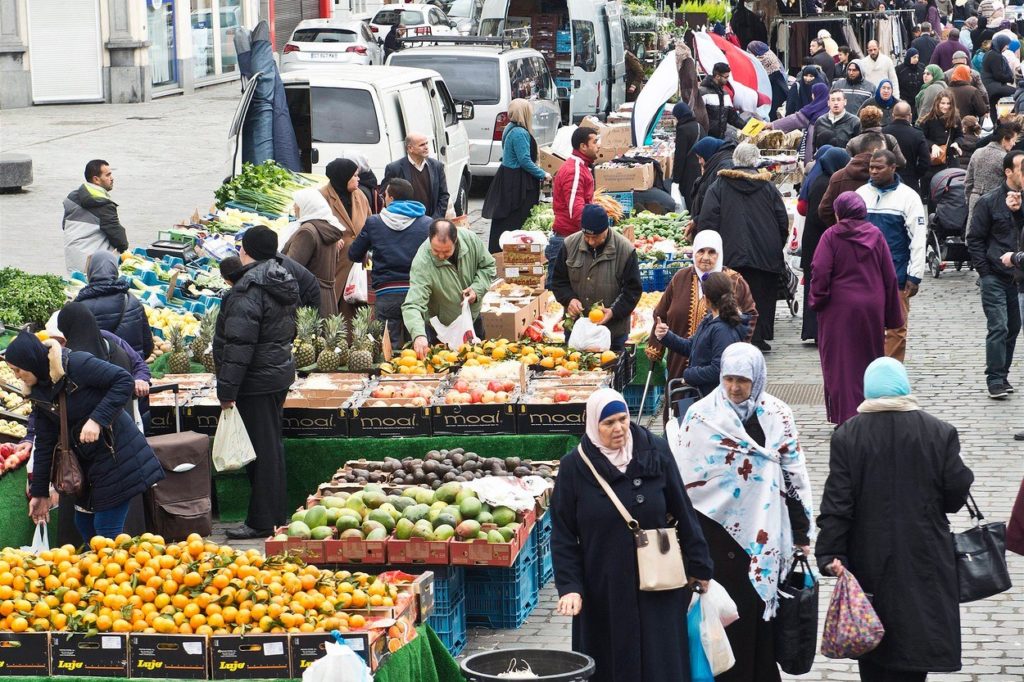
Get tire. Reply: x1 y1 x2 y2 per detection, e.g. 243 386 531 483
928 250 942 278
454 174 469 216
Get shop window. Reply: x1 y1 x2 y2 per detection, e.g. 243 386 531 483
573 20 596 72
219 0 242 74
312 88 381 144
148 0 177 87
191 0 216 80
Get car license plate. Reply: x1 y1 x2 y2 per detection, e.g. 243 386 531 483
309 52 339 60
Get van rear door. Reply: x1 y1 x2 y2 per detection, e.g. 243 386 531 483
478 0 509 35
308 83 389 176
603 2 626 112
224 72 262 178
567 0 601 121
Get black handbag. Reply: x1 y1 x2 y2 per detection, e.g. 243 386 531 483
774 552 818 675
954 493 1012 603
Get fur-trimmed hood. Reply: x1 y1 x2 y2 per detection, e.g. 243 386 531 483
716 167 773 193
41 340 65 385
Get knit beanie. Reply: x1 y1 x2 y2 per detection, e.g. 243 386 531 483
241 225 278 262
580 204 610 234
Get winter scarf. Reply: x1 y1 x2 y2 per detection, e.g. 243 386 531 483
748 41 783 75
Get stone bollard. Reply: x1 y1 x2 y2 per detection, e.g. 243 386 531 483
0 153 33 192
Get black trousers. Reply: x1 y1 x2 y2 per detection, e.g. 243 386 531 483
858 659 927 682
736 267 779 344
235 390 288 532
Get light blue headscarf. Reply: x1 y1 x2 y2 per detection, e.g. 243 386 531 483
719 342 767 421
863 358 911 398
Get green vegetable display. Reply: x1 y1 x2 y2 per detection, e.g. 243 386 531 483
0 268 67 327
522 203 555 233
619 210 690 244
214 161 318 216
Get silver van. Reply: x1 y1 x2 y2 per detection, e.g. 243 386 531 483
387 42 560 179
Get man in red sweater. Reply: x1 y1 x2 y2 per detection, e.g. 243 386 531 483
547 126 600 286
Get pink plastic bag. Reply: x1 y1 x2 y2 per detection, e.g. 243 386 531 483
821 570 885 659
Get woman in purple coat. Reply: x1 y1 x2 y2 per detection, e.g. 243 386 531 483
809 192 905 424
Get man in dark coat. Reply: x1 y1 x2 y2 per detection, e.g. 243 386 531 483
967 149 1024 399
730 0 768 47
382 133 450 218
883 101 932 193
911 21 939 64
815 90 863 150
808 37 836 80
670 101 704 202
214 226 299 539
695 143 788 351
817 358 974 680
698 62 746 139
73 250 153 360
819 133 887 225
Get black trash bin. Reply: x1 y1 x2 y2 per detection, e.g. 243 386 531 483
460 649 595 682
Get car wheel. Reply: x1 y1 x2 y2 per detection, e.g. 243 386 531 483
454 175 469 216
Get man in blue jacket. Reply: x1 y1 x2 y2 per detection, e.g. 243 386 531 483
348 179 432 348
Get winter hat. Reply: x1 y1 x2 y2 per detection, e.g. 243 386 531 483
692 137 725 160
580 204 610 234
952 50 969 62
747 41 770 56
733 143 761 168
241 225 278 261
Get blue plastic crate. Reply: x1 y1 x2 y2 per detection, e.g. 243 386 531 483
465 535 539 629
535 511 552 539
554 77 572 92
533 520 553 587
556 30 571 52
607 191 634 219
639 258 689 292
427 596 467 657
432 565 465 613
623 384 665 416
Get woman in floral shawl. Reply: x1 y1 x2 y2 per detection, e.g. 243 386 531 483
668 342 814 681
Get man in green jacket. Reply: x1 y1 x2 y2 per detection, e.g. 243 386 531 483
403 220 496 358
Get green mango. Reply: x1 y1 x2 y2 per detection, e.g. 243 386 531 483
366 527 389 541
291 510 307 523
394 518 415 540
304 505 329 529
336 515 361 532
459 497 482 520
340 528 364 540
368 509 396 533
286 521 311 539
455 488 478 504
455 520 481 540
321 496 347 509
492 506 516 526
476 511 494 525
487 529 507 544
311 526 334 540
433 524 456 541
497 527 515 542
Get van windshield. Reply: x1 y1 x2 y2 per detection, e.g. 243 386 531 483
311 87 380 144
387 55 500 104
292 28 358 43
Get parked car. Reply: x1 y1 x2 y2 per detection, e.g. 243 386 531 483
388 43 559 178
369 4 458 38
445 0 483 35
281 19 384 71
227 66 474 215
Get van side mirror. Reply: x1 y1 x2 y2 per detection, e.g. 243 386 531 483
449 20 457 28
457 101 475 120
556 86 570 99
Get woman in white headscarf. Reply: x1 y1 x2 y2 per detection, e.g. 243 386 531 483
282 188 344 317
549 388 712 682
668 343 814 682
647 230 758 382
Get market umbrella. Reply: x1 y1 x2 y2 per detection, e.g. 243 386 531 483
631 52 683 148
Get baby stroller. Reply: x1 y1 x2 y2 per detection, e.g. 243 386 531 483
927 168 971 278
777 262 800 315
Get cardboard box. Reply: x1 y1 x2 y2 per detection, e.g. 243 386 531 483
387 536 451 565
581 116 633 149
288 634 334 677
595 145 630 165
0 632 49 677
450 534 523 567
51 633 128 678
322 536 388 564
501 263 545 279
129 634 208 679
264 530 326 563
594 163 655 192
537 147 565 175
400 572 435 622
210 635 290 679
480 296 540 341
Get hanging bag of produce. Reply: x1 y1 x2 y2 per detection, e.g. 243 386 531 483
567 318 611 352
821 569 885 659
211 407 257 473
343 262 368 304
430 299 479 350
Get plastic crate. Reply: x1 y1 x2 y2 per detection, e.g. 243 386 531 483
431 565 465 613
623 384 665 416
554 77 572 92
639 258 689 292
607 191 634 219
465 534 539 629
427 596 467 657
533 517 553 588
556 30 571 53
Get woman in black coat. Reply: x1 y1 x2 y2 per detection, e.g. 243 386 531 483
73 250 153 359
6 331 163 540
981 35 1015 125
689 137 737 224
817 358 974 682
551 389 712 682
918 90 964 205
896 49 925 118
670 101 704 203
786 65 829 116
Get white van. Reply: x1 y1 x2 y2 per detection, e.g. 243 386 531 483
227 66 474 214
478 0 626 123
387 42 561 178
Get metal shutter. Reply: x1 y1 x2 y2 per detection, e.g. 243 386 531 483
273 0 322 52
27 0 103 103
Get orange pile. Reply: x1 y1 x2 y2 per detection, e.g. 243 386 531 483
0 533 399 636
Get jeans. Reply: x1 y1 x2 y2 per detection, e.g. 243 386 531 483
75 499 131 541
374 291 407 351
980 275 1021 387
544 233 565 289
610 334 628 351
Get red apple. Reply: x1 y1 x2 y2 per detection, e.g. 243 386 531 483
487 380 503 393
502 380 516 393
553 390 570 403
454 379 469 393
470 389 484 404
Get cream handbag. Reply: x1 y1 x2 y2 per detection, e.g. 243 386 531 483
577 446 688 591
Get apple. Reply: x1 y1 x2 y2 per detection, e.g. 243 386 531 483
470 389 484 404
555 367 571 377
553 390 571 403
494 391 508 404
502 381 516 393
454 380 469 393
487 380 503 393
481 391 495 404
411 396 427 407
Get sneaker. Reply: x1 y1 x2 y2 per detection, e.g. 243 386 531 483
1015 431 1024 441
1005 381 1015 393
225 524 272 540
989 384 1009 399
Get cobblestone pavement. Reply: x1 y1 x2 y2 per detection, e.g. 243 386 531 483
4 88 1022 680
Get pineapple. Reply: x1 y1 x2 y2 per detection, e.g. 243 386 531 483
316 315 348 372
190 310 217 361
347 307 375 372
166 325 192 375
294 307 319 368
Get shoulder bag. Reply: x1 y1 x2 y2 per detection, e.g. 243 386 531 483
931 130 951 166
954 493 1011 602
50 392 85 497
576 445 687 591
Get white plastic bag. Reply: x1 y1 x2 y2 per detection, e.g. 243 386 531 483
211 407 257 473
344 263 368 304
21 523 48 553
690 592 737 675
705 579 740 627
302 640 372 682
567 318 611 352
430 299 479 349
132 400 145 433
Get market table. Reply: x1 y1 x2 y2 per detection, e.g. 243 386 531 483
215 434 579 522
0 626 462 682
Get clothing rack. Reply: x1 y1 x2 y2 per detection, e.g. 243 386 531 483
770 9 915 71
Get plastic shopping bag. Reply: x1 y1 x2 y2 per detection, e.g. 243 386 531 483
704 579 740 627
567 318 611 352
696 590 736 675
821 569 885 659
687 597 715 682
302 640 372 682
211 407 257 473
20 523 48 553
344 263 368 304
430 299 479 350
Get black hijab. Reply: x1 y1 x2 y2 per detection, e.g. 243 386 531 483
326 158 359 217
4 331 52 388
58 302 109 360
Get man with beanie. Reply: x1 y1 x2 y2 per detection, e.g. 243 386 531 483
944 50 988 99
694 143 787 351
549 126 600 286
348 179 432 349
699 62 746 139
551 204 642 350
213 225 300 540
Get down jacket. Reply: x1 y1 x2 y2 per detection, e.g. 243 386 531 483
74 281 153 360
28 347 163 511
62 184 128 275
213 258 299 402
695 167 789 274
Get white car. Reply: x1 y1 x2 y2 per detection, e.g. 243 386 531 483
281 19 383 71
369 4 458 39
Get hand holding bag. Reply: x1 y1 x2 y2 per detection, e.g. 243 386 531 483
821 569 885 659
954 493 1012 602
576 445 687 591
50 392 84 497
774 552 819 674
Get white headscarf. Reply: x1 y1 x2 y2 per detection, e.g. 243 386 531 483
584 388 633 472
293 188 344 231
691 230 724 273
719 342 767 422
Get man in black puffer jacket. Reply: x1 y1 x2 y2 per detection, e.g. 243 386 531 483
74 250 153 360
213 226 299 539
698 63 746 139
